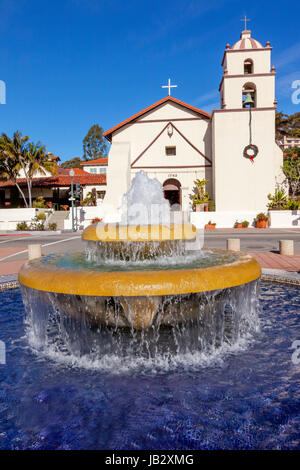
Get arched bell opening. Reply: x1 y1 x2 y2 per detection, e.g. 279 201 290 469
242 82 256 108
244 58 254 75
163 178 181 210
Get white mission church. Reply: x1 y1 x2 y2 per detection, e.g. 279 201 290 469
102 27 283 213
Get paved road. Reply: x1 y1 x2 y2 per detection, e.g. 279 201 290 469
202 229 300 254
0 232 84 262
0 228 300 263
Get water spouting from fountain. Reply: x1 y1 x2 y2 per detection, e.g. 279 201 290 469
121 171 171 226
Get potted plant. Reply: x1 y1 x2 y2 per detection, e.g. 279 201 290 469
91 217 103 224
242 220 249 228
192 178 210 211
256 212 268 228
205 220 216 229
234 220 243 228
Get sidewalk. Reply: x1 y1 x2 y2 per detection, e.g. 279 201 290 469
250 252 300 271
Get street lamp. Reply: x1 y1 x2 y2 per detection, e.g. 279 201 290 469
69 168 75 232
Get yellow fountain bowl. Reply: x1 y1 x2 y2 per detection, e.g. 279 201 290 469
18 252 261 297
82 223 197 242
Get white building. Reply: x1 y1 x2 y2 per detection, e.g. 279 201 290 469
277 136 300 150
102 28 284 213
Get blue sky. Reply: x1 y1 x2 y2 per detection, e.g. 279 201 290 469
0 0 299 162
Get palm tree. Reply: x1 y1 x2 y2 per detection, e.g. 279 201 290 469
24 142 57 207
0 131 29 207
0 131 57 207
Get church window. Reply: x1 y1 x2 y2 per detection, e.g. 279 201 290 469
97 191 106 199
242 82 256 108
165 146 176 156
244 59 253 74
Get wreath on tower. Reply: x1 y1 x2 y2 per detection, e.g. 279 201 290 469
243 144 259 163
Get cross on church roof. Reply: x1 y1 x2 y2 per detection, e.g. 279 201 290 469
241 15 250 30
162 78 177 96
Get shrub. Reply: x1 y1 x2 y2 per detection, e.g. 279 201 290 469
30 213 46 231
242 220 249 227
267 188 288 210
47 222 57 231
33 196 47 208
16 221 29 231
284 198 300 210
36 212 46 221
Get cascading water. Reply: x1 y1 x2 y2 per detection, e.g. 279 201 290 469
19 171 261 372
21 280 260 373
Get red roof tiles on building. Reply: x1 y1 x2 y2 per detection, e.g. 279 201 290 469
80 158 108 166
0 173 106 188
103 96 211 142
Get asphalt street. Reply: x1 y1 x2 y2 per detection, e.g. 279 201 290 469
0 228 300 263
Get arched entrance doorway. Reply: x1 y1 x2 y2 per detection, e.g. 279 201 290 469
163 178 181 209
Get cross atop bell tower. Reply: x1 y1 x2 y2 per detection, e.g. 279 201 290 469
241 15 250 31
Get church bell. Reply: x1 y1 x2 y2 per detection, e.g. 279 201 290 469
243 93 254 108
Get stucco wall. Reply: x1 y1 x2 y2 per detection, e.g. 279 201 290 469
0 208 36 230
212 108 283 212
224 49 271 75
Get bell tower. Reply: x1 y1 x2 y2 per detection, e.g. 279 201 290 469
219 29 276 111
212 27 283 212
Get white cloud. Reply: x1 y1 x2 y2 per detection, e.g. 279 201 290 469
276 71 300 98
275 42 300 69
201 101 220 113
193 90 219 105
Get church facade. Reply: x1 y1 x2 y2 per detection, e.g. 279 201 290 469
103 28 283 213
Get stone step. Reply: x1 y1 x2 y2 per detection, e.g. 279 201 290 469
47 211 70 229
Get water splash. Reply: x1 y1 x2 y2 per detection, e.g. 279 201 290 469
120 171 171 225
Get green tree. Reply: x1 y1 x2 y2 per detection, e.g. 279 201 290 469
283 148 300 198
0 131 56 207
60 157 82 168
83 124 108 161
276 111 300 140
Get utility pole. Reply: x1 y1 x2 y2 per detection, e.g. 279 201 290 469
69 168 75 232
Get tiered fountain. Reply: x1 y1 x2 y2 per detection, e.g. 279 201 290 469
19 172 261 362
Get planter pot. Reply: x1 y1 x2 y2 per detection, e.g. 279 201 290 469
256 220 267 228
235 224 243 229
205 224 216 229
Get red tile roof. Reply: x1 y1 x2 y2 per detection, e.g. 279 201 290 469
103 96 211 142
63 167 90 175
0 173 106 188
80 158 108 166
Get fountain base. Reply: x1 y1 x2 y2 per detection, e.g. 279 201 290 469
18 250 261 329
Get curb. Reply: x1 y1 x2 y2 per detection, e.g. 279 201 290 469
5 230 62 236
